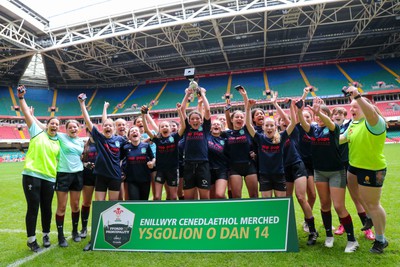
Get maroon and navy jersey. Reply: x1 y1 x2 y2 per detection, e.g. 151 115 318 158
253 131 288 175
283 127 302 167
152 132 182 171
91 126 127 180
183 118 211 162
121 142 154 183
308 124 342 171
296 123 313 165
223 126 253 164
207 135 229 170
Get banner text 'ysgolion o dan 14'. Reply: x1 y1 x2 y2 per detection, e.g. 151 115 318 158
91 198 299 252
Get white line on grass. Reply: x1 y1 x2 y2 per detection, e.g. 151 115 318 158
7 236 72 267
0 229 58 234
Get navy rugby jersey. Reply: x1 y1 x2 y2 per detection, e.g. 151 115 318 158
207 135 229 170
152 132 181 171
308 124 342 171
223 126 253 164
183 118 211 162
283 127 302 167
90 126 127 180
253 131 288 175
121 142 154 183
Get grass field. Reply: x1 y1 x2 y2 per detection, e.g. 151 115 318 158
1 144 399 267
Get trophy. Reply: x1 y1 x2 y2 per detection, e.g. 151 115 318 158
184 68 200 96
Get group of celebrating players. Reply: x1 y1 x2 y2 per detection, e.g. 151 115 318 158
18 82 388 254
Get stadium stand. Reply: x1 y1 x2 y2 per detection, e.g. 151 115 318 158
302 65 346 97
120 83 162 115
231 71 265 100
151 80 187 111
267 68 306 97
386 130 400 143
56 88 96 117
374 101 400 117
339 61 398 92
20 88 54 117
195 75 230 105
0 86 15 116
380 58 400 76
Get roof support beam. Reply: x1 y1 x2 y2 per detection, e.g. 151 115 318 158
161 26 194 67
299 3 325 62
336 1 386 58
212 19 230 69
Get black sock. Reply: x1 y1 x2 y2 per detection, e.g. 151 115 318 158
72 211 80 233
321 210 333 237
305 217 316 233
358 212 367 226
56 214 65 239
81 205 90 229
340 214 356 242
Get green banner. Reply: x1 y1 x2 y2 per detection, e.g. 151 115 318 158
91 198 299 252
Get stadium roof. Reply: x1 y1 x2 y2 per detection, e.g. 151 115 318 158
1 0 400 89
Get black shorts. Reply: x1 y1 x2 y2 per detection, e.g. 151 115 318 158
83 168 96 186
155 169 179 187
179 164 184 179
183 161 211 190
95 175 121 192
259 173 286 192
210 168 228 185
55 171 83 192
303 161 314 177
284 161 307 183
229 161 257 177
348 165 387 188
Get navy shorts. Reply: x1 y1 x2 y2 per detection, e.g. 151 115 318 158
303 161 314 178
183 161 211 190
210 168 228 185
55 171 83 192
259 173 286 192
348 165 386 188
229 161 257 177
155 169 179 187
95 175 121 192
284 161 308 183
83 167 96 187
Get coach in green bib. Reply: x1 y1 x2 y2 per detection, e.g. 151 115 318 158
340 86 388 254
18 86 60 253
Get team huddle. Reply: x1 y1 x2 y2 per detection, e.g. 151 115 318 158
17 84 388 254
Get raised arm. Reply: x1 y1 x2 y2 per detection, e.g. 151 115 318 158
28 106 46 130
101 101 109 124
180 88 193 121
296 100 311 133
141 105 155 139
301 87 310 101
346 86 379 126
198 87 211 120
224 98 233 130
145 113 158 132
310 97 335 131
78 93 94 132
245 99 256 138
238 86 249 106
271 91 290 126
177 102 186 136
17 86 34 128
286 99 296 135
